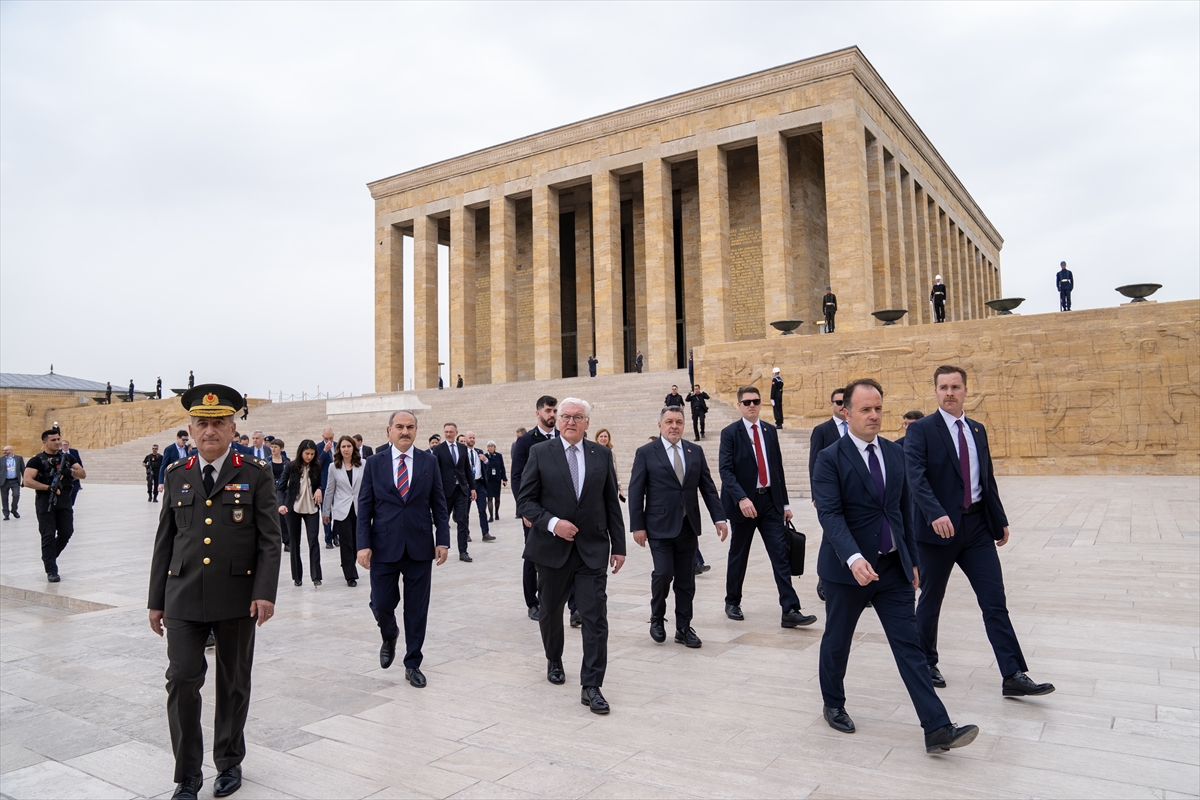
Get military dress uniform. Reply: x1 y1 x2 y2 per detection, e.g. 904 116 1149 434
148 385 281 796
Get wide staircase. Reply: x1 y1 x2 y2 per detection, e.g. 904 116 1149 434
79 369 813 498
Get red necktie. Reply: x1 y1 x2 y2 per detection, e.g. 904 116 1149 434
396 454 409 500
751 423 768 487
956 420 971 509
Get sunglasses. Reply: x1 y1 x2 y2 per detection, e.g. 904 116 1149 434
740 398 761 406
832 399 844 406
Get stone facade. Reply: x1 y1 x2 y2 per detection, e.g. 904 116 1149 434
694 300 1200 475
368 47 1002 390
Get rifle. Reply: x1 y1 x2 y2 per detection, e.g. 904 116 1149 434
46 452 75 510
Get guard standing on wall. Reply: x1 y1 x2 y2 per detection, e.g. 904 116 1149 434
1056 261 1074 311
771 368 785 429
930 276 947 323
823 286 838 333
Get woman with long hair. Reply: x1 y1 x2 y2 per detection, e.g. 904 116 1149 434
593 428 626 503
322 435 363 587
278 439 323 586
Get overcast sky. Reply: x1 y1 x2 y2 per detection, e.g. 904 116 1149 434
2 1 1197 397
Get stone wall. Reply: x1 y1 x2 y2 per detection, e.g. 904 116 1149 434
694 300 1200 475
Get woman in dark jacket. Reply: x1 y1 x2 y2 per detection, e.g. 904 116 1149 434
483 440 508 521
277 439 323 587
269 439 289 550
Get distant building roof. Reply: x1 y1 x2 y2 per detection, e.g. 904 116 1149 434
0 372 110 392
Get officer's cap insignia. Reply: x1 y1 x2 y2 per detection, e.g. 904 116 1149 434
203 393 218 406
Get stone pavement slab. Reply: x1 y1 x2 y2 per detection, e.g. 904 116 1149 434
1 476 1197 799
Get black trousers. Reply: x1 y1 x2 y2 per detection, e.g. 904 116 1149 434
649 523 698 629
536 545 608 686
773 401 784 428
522 523 576 611
1 479 20 515
486 482 503 519
692 413 707 440
334 508 359 582
369 554 432 669
819 553 951 734
34 494 73 574
287 512 322 582
916 511 1027 678
165 615 256 782
1060 289 1072 311
146 473 158 500
447 487 471 553
825 310 836 333
933 300 946 323
725 492 801 612
473 481 490 535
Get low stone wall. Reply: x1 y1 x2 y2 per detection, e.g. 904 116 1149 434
694 299 1200 475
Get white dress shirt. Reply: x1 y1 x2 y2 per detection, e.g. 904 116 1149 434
390 444 416 486
844 430 896 567
937 406 982 504
833 416 848 437
548 437 586 534
740 417 789 512
660 436 685 479
197 449 229 480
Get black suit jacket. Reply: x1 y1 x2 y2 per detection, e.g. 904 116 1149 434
809 417 843 499
812 434 918 586
510 428 554 503
356 446 450 562
718 419 788 518
516 438 626 570
278 461 322 510
628 439 722 538
904 413 1008 546
433 440 473 497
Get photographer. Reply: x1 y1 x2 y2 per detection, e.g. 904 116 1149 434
23 428 86 582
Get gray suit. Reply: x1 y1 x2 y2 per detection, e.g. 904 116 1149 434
2 454 24 517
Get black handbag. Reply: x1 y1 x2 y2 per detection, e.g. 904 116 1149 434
785 520 806 576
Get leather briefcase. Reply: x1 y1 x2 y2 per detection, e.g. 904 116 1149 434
785 520 806 576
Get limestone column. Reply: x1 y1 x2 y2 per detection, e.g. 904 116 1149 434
758 131 793 327
593 171 623 375
632 187 649 359
532 184 562 380
884 155 907 318
644 158 677 371
449 205 477 385
698 145 732 344
412 214 440 390
574 198 594 369
866 137 890 322
914 187 931 324
946 221 960 321
822 116 874 331
902 173 921 324
374 223 404 392
489 196 517 384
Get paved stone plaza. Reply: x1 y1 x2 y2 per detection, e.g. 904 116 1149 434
1 476 1197 799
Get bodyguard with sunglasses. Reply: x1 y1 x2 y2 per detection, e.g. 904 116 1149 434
808 387 849 499
718 385 816 627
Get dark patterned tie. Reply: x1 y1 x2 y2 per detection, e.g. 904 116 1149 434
567 444 581 499
202 464 215 496
866 444 893 554
956 420 972 510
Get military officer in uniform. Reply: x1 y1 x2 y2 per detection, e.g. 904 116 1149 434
823 285 837 333
148 384 282 800
1056 261 1074 311
930 276 947 323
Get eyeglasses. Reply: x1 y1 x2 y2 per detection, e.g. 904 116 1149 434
560 414 587 423
832 399 844 406
740 398 761 406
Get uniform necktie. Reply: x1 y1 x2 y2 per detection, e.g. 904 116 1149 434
202 464 215 496
672 444 684 484
567 444 581 499
396 454 409 500
956 420 972 509
751 423 768 487
866 444 893 554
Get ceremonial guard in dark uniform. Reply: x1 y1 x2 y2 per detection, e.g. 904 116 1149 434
823 285 837 333
930 276 947 323
1056 261 1074 311
148 384 281 800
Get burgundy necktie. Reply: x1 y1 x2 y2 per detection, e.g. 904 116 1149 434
866 444 893 554
956 420 971 509
751 424 768 487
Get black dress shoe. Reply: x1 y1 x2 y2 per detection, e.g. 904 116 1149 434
675 627 702 648
581 685 609 714
929 665 947 688
781 609 817 628
284 544 290 552
213 764 242 797
570 610 582 628
47 573 60 583
649 619 666 643
10 511 18 518
325 542 334 549
313 580 322 586
405 667 427 688
528 605 540 621
293 580 301 587
380 638 397 669
925 723 979 753
1002 671 1056 697
347 579 357 587
459 552 473 562
547 660 565 684
332 535 340 547
172 774 203 800
725 603 744 620
823 706 855 733
482 533 496 542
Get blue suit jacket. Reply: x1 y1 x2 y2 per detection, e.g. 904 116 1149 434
903 413 1008 545
356 445 450 562
158 443 195 485
812 434 919 586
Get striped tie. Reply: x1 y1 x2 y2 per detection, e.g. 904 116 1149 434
396 454 409 500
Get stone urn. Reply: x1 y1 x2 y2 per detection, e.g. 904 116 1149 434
1116 283 1162 303
871 309 908 326
985 297 1025 315
770 319 804 335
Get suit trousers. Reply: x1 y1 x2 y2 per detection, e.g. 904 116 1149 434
165 615 256 782
1 479 20 515
287 511 322 583
473 481 490 535
537 545 608 686
146 473 158 500
522 523 577 611
34 494 73 574
649 522 698 629
369 554 432 670
820 553 951 734
1060 289 1072 311
825 309 836 333
447 487 471 553
692 413 706 440
334 509 359 582
725 492 801 612
916 511 1027 677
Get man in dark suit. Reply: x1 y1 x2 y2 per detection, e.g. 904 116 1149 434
517 397 626 714
905 365 1055 697
634 350 643 373
511 397 561 620
434 422 476 562
59 439 83 504
812 378 979 753
1056 261 1074 311
628 406 726 647
587 355 598 377
809 387 848 498
463 430 494 542
823 285 837 333
317 428 337 547
159 430 193 490
354 434 373 461
685 384 710 440
148 384 281 799
770 368 785 428
357 410 450 689
719 385 816 627
895 410 925 448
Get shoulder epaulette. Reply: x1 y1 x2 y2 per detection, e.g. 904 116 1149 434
166 457 188 473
